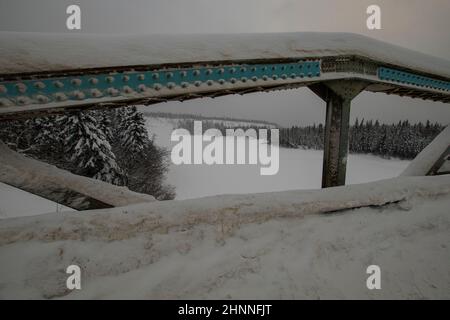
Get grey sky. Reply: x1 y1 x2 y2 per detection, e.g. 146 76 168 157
0 0 449 126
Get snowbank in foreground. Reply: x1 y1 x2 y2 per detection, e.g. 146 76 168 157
0 175 449 299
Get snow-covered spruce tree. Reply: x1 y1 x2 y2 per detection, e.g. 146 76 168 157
118 106 149 154
0 119 29 151
95 110 114 142
59 111 125 185
0 115 63 157
114 106 175 200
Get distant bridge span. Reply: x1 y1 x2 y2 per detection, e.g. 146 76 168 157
0 32 449 189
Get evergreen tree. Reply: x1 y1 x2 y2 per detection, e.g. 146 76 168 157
114 106 175 200
60 111 124 185
118 106 149 155
279 119 444 159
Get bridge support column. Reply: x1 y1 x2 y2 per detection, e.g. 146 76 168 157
308 81 367 188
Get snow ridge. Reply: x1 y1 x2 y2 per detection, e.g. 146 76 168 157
1 175 449 245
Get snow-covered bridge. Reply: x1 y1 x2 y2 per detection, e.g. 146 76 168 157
0 32 449 194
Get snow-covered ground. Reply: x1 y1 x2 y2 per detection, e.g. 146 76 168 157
145 116 410 199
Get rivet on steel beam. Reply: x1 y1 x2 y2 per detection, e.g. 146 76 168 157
152 73 159 80
206 69 213 75
73 91 85 99
230 68 236 74
106 76 115 83
281 74 287 79
15 83 27 93
54 93 67 101
206 80 213 86
290 73 296 79
0 98 11 106
180 71 188 77
122 75 130 82
0 85 6 94
218 68 225 74
240 67 246 72
90 89 102 97
153 84 162 91
218 79 225 85
241 77 247 83
181 82 189 88
194 81 202 87
123 86 133 93
193 70 201 76
107 88 119 96
89 78 99 85
138 84 146 92
71 79 82 86
166 72 174 79
34 82 46 89
230 78 237 84
17 96 28 105
138 74 145 81
272 75 278 80
36 95 49 103
251 76 258 82
167 82 175 89
262 75 268 81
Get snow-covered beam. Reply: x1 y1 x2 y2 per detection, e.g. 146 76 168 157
0 141 155 210
1 174 449 246
0 32 450 120
401 125 450 177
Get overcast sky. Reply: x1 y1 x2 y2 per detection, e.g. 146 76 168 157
0 0 449 126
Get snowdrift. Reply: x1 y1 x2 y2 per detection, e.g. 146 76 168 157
0 141 155 210
1 32 450 79
0 175 449 299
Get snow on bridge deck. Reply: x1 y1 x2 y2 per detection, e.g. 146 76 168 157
1 32 450 78
0 32 449 120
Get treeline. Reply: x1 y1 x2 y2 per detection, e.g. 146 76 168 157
177 119 271 135
280 119 444 159
143 111 278 126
